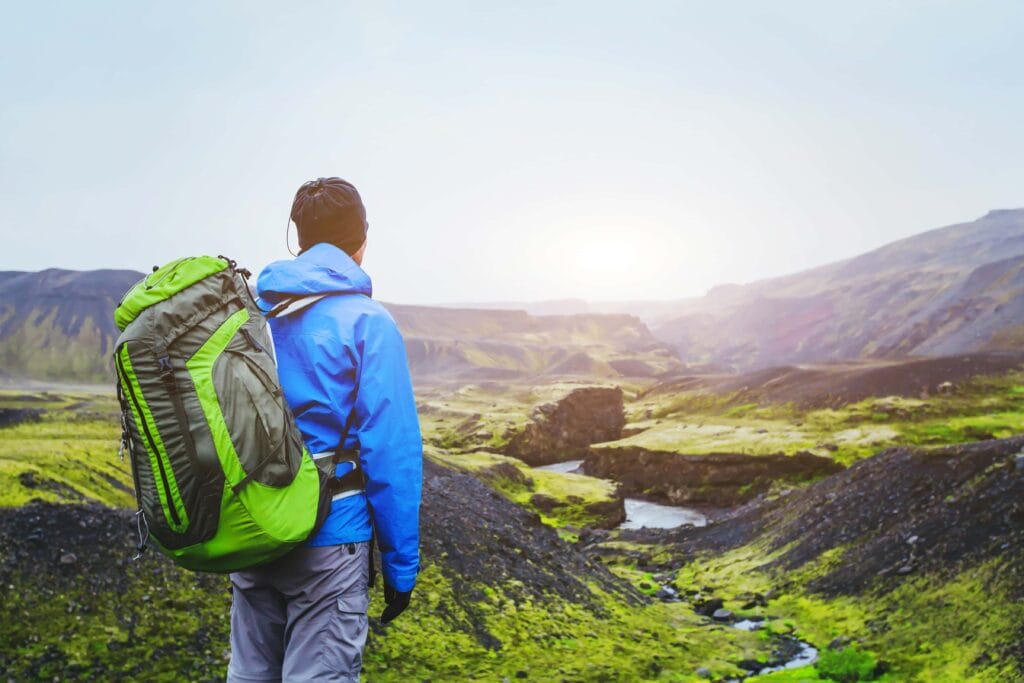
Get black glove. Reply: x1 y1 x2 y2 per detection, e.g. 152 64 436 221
380 583 412 624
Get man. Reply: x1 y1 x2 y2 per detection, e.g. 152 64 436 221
227 177 422 682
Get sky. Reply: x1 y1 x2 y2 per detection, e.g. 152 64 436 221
2 1 1023 304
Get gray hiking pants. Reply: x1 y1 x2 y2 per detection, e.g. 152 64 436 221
227 542 371 682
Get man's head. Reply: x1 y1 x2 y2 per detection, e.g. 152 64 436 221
290 177 368 263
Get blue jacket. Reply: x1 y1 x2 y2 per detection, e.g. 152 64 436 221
256 243 422 593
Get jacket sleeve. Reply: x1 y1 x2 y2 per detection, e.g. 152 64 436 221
354 311 422 593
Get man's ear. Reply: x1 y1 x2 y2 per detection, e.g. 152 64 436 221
352 239 367 266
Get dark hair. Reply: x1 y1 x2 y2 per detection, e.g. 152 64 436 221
290 177 368 255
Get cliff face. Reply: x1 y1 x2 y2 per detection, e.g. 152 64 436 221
504 387 626 465
585 446 843 506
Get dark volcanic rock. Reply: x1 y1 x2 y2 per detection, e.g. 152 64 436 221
0 407 42 428
419 460 640 616
584 498 627 529
505 387 625 466
693 597 724 616
638 436 1024 599
585 446 842 506
529 493 562 512
0 459 644 677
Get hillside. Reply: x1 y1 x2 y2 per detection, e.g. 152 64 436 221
607 435 1024 681
0 269 142 383
653 209 1024 370
0 393 789 681
5 368 1024 680
0 269 680 384
387 303 680 380
6 208 1024 383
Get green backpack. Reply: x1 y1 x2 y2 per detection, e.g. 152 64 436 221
113 255 355 573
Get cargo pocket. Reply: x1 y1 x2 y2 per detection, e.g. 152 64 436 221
322 591 370 676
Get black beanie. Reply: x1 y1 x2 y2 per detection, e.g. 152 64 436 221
291 177 368 256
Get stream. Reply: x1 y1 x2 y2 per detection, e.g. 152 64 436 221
534 459 819 677
533 459 707 531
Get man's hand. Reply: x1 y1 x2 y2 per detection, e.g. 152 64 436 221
380 584 412 624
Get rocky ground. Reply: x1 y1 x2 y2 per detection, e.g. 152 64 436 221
640 435 1024 595
0 460 648 681
5 368 1024 680
602 434 1024 681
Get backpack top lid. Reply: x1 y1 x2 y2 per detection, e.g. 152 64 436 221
115 256 229 331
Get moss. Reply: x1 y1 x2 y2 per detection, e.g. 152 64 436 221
429 448 622 529
815 647 878 682
6 378 1024 681
0 554 232 681
669 542 1024 682
360 562 775 682
606 371 1024 469
0 394 132 508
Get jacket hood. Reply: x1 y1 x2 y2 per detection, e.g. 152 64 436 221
255 242 373 311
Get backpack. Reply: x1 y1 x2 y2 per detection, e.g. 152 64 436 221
113 255 360 573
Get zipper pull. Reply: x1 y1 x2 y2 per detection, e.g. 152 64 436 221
241 328 267 354
118 412 129 461
133 509 149 560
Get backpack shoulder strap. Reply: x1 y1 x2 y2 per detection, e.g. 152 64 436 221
266 293 330 319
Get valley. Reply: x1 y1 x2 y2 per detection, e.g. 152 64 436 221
3 348 1022 680
2 210 1024 680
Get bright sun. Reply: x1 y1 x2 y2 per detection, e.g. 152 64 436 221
545 230 644 293
574 240 637 279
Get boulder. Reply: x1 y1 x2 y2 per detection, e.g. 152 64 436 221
694 597 724 616
505 387 625 466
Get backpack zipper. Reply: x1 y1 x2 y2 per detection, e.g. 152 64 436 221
115 348 183 529
143 256 194 291
157 353 201 473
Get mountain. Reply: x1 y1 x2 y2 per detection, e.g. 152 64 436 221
6 208 1023 382
387 304 680 381
653 208 1024 370
0 269 680 384
434 298 694 326
0 269 142 383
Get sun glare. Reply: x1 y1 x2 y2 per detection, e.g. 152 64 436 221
541 228 645 295
574 240 638 279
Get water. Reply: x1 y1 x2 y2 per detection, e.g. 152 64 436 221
726 621 818 679
533 460 708 530
732 619 764 631
536 460 813 675
756 640 819 674
620 498 708 530
535 459 584 474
